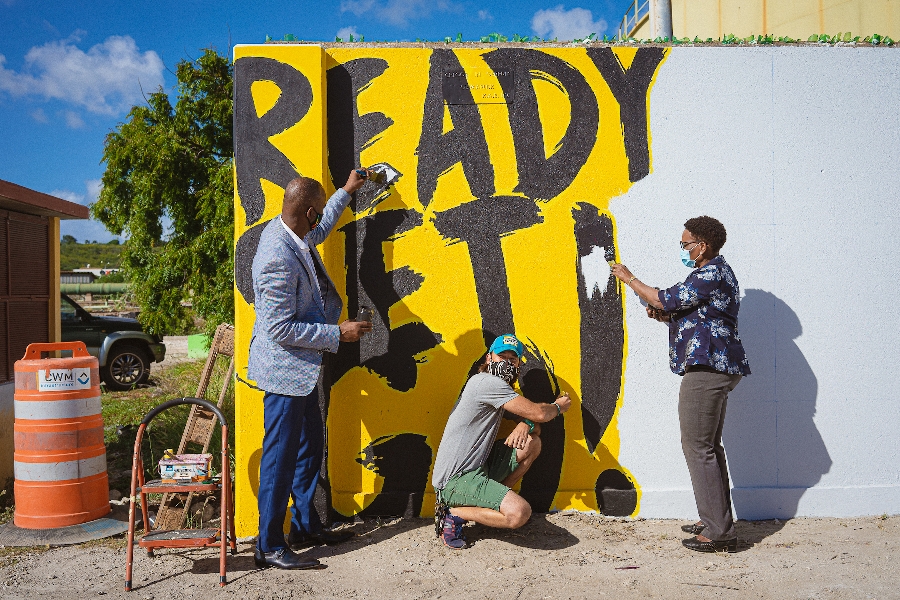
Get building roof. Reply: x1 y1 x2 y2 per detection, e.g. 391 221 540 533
0 179 90 220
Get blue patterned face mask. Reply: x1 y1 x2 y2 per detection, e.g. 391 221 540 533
680 247 697 268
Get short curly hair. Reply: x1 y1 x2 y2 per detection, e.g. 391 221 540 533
684 216 727 255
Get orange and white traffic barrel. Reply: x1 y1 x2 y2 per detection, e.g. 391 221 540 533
13 342 110 529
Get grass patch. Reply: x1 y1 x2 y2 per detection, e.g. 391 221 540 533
102 357 235 495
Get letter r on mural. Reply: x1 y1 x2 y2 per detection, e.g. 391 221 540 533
232 44 668 536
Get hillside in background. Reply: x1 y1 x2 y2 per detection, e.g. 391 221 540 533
60 237 124 271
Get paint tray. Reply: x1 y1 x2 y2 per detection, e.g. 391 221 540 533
159 453 212 483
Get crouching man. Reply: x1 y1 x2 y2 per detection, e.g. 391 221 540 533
431 334 571 549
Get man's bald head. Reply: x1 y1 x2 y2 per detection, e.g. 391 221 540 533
283 177 325 211
281 177 326 237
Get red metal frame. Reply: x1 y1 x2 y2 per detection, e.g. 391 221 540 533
124 398 237 591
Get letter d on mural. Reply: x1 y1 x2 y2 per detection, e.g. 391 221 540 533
232 44 668 536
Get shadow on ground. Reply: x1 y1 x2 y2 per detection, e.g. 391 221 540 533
465 513 580 550
734 519 788 552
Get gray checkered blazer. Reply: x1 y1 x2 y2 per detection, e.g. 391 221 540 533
247 189 351 396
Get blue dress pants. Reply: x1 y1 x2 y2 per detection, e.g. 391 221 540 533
257 390 324 552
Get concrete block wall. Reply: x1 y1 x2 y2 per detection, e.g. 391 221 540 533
616 47 900 520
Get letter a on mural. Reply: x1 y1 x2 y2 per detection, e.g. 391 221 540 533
232 43 668 536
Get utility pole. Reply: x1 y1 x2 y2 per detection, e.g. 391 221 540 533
649 0 674 39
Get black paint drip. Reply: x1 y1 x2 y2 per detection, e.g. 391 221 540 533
573 203 624 453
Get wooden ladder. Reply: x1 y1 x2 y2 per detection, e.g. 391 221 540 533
153 323 235 531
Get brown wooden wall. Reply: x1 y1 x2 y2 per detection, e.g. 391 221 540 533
0 209 49 382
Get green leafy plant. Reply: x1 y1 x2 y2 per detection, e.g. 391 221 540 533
94 49 234 337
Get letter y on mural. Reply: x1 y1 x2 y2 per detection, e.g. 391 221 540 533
232 44 667 536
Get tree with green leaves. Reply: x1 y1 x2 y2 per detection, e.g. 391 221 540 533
94 49 233 336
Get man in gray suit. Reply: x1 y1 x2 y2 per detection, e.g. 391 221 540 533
249 171 371 570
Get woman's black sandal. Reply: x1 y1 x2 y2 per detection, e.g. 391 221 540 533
680 522 705 535
682 536 737 553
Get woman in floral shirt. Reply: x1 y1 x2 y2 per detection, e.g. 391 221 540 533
611 216 750 554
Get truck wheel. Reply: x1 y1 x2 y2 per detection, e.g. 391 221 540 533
102 344 151 391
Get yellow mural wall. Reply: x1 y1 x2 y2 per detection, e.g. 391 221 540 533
233 44 668 537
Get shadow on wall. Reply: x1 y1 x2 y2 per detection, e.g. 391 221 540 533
725 289 832 520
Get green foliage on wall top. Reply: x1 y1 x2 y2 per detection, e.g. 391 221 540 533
264 32 896 46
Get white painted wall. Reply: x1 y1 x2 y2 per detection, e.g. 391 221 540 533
615 47 900 519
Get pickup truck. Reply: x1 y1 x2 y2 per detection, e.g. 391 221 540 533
60 293 166 390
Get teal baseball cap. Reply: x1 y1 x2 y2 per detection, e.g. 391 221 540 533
489 334 524 357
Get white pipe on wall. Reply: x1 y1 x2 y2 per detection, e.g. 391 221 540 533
649 0 674 39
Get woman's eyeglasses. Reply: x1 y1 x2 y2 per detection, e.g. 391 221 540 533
680 240 701 250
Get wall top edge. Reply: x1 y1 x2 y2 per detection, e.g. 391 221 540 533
236 42 900 50
233 43 323 48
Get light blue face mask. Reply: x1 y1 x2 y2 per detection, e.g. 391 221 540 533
680 247 697 268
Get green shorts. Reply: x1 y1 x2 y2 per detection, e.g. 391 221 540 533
439 441 519 511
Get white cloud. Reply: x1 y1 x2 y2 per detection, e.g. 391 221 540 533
531 5 607 41
477 9 492 21
50 179 101 206
85 178 102 200
336 26 361 40
30 108 48 123
340 0 460 27
0 35 164 116
51 189 84 204
62 109 85 129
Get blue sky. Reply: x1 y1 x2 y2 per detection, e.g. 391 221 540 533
0 0 629 242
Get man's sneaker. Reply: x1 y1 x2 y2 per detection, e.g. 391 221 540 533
434 500 449 538
440 514 467 550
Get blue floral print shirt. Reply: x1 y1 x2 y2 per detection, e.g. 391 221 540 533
657 255 751 376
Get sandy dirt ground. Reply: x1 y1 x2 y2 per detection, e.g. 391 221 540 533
1 513 897 599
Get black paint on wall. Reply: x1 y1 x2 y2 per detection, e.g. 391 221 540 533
573 203 624 454
233 57 313 226
326 58 394 211
234 218 270 305
586 48 666 183
516 345 565 512
433 196 542 346
595 468 637 516
416 50 496 209
333 209 442 391
482 49 599 200
355 433 433 518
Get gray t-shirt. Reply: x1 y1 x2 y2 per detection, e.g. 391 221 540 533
431 372 519 490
